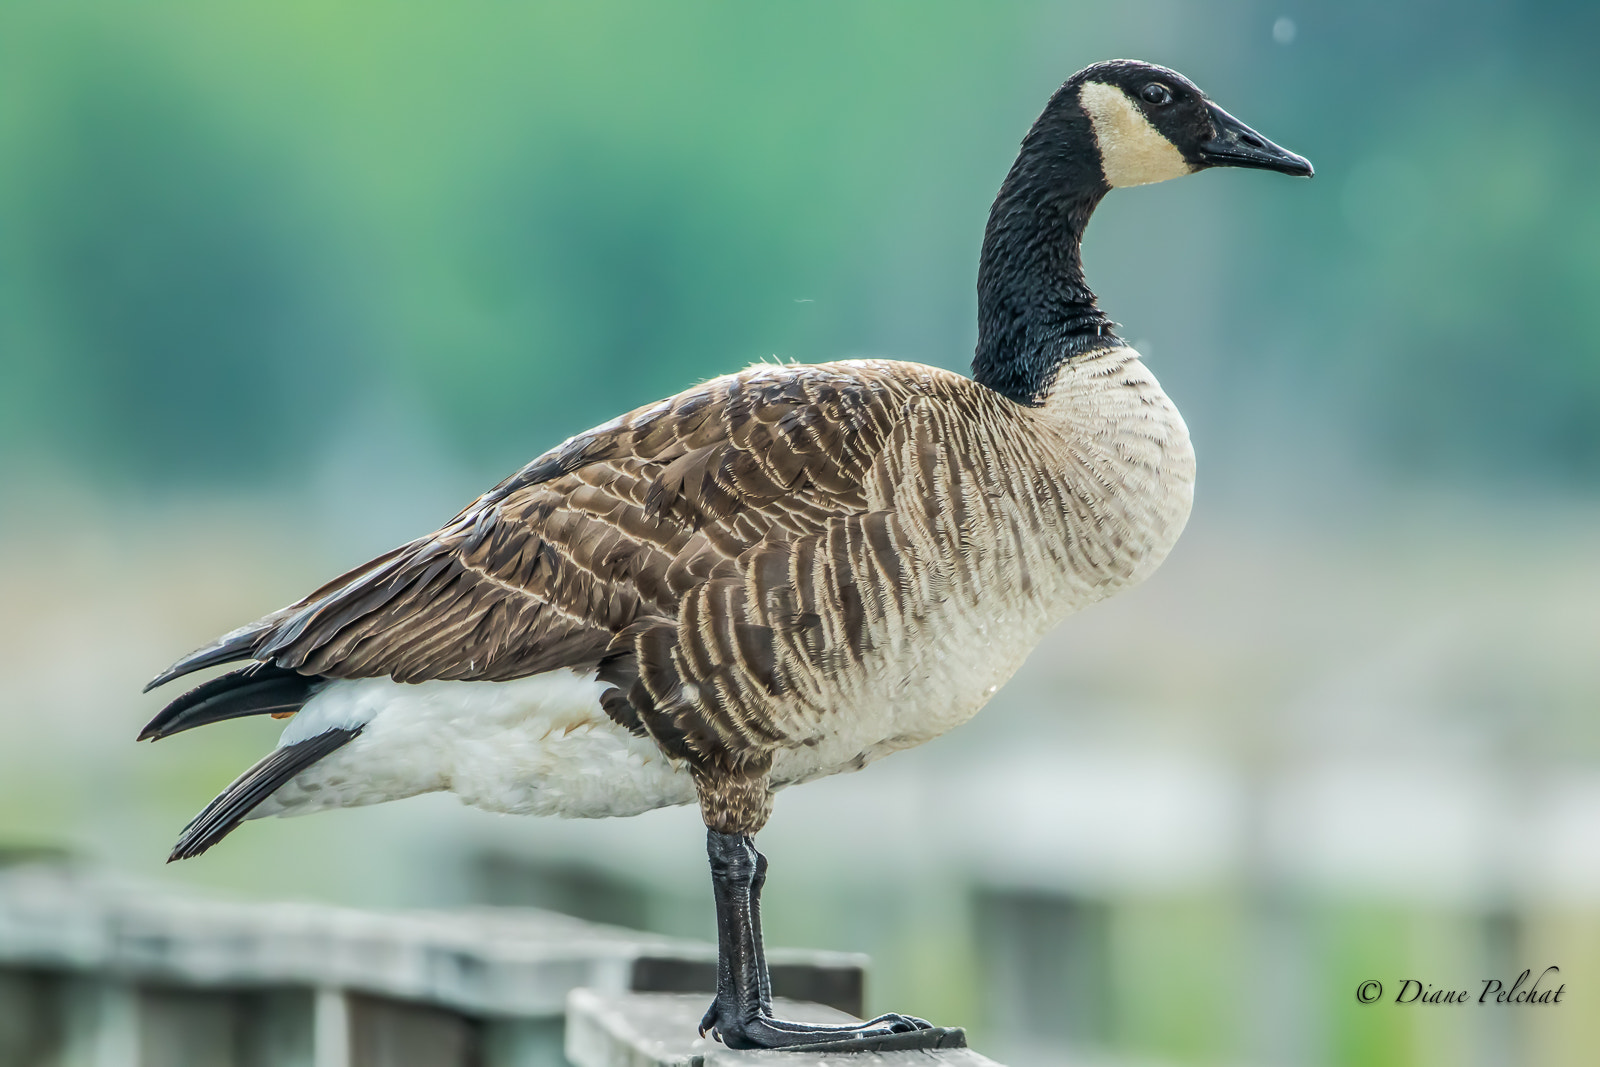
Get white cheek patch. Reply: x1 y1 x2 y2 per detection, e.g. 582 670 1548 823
1079 82 1194 188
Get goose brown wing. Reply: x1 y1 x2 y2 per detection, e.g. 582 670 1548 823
148 363 918 690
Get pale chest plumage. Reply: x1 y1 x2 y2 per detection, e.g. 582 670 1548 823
772 345 1194 773
257 346 1193 823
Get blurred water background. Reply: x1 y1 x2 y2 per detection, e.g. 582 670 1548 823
1 2 1598 1065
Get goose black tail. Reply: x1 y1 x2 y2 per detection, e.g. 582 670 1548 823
144 622 276 692
139 666 318 742
168 727 362 862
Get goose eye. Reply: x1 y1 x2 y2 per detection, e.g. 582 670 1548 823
1141 83 1173 106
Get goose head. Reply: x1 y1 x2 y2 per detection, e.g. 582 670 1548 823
973 59 1312 405
1071 59 1313 187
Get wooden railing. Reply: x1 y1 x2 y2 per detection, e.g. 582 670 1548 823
0 861 888 1067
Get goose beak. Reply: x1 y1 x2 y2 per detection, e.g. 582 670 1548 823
1196 103 1313 177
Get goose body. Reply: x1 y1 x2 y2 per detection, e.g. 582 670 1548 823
144 59 1307 1049
244 348 1193 823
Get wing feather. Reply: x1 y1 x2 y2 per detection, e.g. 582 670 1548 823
148 362 937 697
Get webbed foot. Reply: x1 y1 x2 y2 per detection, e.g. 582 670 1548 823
700 1001 960 1051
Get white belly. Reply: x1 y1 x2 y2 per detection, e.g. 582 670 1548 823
253 671 696 821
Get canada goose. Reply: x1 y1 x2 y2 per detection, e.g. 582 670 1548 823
143 59 1310 1049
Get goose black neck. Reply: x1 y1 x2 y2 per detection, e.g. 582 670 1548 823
973 95 1118 406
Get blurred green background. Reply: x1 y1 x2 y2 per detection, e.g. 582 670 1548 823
2 2 1598 1066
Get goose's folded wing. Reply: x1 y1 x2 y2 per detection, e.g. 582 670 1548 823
147 363 924 691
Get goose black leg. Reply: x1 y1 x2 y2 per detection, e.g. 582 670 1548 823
698 830 964 1050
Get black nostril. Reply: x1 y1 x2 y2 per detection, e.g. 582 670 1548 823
1239 131 1265 149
